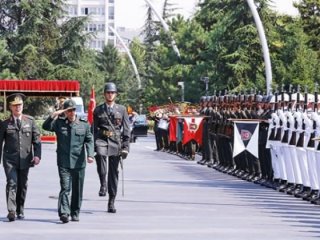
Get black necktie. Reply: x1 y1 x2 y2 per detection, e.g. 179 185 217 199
16 119 21 129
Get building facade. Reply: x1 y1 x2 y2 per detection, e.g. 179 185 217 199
65 0 116 51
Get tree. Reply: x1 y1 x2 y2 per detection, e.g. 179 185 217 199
295 0 320 53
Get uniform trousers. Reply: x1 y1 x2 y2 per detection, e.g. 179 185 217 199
58 166 85 218
4 166 29 215
96 155 120 197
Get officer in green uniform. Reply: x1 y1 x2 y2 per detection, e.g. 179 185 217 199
0 93 41 222
42 99 94 223
94 82 130 213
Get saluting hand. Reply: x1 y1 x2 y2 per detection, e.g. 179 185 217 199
87 157 94 164
51 109 68 118
32 156 41 165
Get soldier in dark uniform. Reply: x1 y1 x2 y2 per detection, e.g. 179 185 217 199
0 93 41 222
93 82 130 213
42 99 94 223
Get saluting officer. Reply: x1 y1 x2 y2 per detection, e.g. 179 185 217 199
93 82 130 213
43 99 94 223
0 93 41 222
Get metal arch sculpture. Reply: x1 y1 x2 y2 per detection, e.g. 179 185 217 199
246 0 272 95
144 0 181 59
108 26 142 89
144 0 271 94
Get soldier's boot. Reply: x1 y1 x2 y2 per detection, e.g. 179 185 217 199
277 180 288 192
108 195 116 213
295 186 311 198
283 183 295 194
309 190 319 202
287 184 302 195
310 190 320 204
99 175 107 197
302 189 318 201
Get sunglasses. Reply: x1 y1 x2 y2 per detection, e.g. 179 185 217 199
67 108 76 112
106 92 116 94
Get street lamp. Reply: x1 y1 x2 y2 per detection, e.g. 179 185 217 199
177 81 185 102
200 77 209 96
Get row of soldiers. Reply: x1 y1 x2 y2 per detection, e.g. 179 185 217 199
197 86 320 205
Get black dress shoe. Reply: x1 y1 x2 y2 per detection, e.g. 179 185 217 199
227 167 236 175
277 183 288 192
71 215 79 222
295 187 311 198
241 173 250 180
7 211 15 222
60 214 69 223
246 174 255 182
252 175 262 184
311 196 320 204
17 213 25 220
99 186 107 197
302 190 317 201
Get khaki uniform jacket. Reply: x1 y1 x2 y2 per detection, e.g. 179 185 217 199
0 115 41 169
42 116 94 169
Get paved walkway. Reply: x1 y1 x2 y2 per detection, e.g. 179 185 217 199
0 136 319 240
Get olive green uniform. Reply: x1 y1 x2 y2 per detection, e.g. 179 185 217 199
0 115 41 216
42 116 94 219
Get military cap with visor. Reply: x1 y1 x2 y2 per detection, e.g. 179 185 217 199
63 99 77 110
7 93 26 105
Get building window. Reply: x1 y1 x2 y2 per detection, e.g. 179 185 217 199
81 7 105 16
68 5 77 15
109 0 114 3
81 8 89 15
97 23 105 32
108 6 114 20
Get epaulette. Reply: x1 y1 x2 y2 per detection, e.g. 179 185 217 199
79 117 87 122
22 114 34 120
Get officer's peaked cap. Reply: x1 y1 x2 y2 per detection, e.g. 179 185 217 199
104 82 117 93
7 93 26 105
63 99 76 110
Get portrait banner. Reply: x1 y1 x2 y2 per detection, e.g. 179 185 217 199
233 121 259 158
182 116 204 145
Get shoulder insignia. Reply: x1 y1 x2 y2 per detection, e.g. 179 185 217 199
22 114 34 120
79 117 87 122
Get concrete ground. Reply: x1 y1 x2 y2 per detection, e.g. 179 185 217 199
0 136 319 240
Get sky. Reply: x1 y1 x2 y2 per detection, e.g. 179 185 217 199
115 0 300 29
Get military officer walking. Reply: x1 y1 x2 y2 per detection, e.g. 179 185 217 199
0 93 41 222
43 99 94 223
93 82 130 213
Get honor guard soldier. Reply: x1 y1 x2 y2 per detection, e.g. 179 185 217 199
43 99 94 223
0 93 41 221
93 82 130 213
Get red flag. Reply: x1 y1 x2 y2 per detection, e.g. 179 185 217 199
169 116 177 142
182 116 204 145
87 86 96 125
